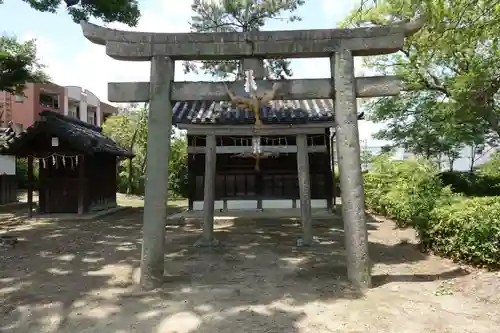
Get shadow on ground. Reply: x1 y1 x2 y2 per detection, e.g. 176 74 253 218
0 205 469 333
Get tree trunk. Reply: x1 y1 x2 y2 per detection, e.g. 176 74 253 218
469 146 476 172
448 157 455 171
126 121 140 194
141 153 147 175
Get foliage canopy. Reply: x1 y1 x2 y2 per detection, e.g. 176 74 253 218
184 0 305 79
345 0 500 161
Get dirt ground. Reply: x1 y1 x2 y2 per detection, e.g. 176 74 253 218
1 200 499 333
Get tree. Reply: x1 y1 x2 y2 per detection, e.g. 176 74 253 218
21 0 140 25
380 145 394 154
169 137 188 198
103 105 148 194
0 36 48 94
344 0 500 149
184 0 305 79
0 0 140 93
369 91 474 161
478 151 500 178
102 104 188 197
360 149 374 170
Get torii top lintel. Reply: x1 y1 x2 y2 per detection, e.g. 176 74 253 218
80 16 424 61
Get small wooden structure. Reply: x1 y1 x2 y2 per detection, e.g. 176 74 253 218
0 126 18 205
0 110 133 215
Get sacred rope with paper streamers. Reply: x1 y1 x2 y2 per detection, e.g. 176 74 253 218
222 70 285 170
28 153 83 170
190 134 327 171
190 135 326 148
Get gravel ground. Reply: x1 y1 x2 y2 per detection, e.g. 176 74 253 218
0 204 498 333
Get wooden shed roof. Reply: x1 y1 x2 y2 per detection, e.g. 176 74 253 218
0 110 133 157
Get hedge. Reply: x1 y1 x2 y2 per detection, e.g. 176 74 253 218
363 155 453 227
425 197 500 268
439 171 500 197
364 154 500 268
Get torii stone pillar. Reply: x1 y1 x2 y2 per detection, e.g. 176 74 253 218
333 51 370 289
140 56 174 288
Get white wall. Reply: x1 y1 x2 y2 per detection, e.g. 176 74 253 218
85 90 100 125
358 144 498 172
0 156 15 175
80 93 88 122
63 93 69 116
66 86 82 100
65 86 103 125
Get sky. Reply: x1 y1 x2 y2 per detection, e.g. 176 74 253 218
0 0 390 145
0 0 493 170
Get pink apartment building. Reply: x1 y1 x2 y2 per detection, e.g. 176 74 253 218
0 82 118 132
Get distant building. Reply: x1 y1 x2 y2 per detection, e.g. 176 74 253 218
351 143 497 172
0 83 118 132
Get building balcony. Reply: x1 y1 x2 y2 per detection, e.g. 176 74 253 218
39 92 60 111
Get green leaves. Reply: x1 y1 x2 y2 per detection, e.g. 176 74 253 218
364 156 500 268
364 156 450 226
345 0 500 158
0 36 49 94
21 0 141 26
428 196 500 268
185 0 305 79
102 105 188 198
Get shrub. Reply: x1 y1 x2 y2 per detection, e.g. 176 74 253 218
364 155 500 268
425 196 500 268
478 152 500 179
364 154 451 227
439 171 500 196
16 157 39 190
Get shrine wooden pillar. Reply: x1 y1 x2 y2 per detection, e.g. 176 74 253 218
187 155 194 211
27 156 34 217
332 51 371 289
324 128 334 211
296 133 313 246
331 133 337 209
196 134 218 247
140 56 174 289
77 155 86 215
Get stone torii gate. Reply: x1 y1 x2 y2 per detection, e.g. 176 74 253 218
80 17 423 290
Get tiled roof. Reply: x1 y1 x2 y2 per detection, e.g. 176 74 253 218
172 99 337 125
0 110 133 157
0 126 16 145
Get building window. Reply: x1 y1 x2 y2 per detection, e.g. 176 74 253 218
15 94 24 103
69 105 80 119
39 93 60 110
15 123 23 133
88 110 96 125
